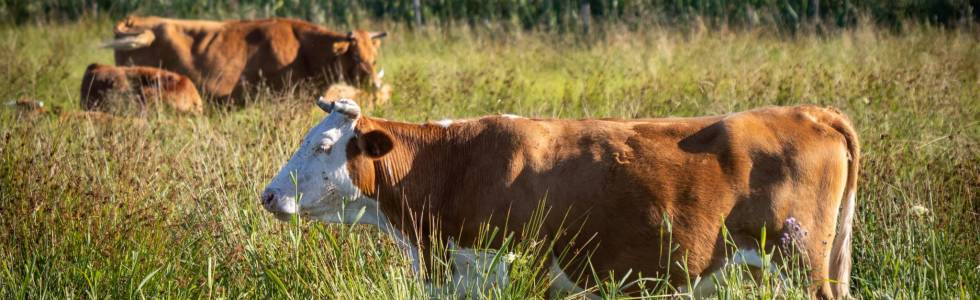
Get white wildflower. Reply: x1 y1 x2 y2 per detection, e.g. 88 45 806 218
911 205 930 216
504 252 519 263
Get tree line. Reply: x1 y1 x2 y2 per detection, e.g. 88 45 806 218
2 0 976 31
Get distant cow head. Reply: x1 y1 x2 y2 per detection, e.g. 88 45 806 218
261 98 394 223
332 31 387 91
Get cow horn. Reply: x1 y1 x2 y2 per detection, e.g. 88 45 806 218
316 96 335 113
332 98 361 119
102 30 155 50
370 31 388 39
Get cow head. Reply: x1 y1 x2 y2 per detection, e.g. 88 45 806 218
261 98 394 224
332 30 388 91
104 16 158 50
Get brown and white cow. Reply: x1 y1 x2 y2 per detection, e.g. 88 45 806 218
105 16 387 102
80 63 203 114
261 99 859 299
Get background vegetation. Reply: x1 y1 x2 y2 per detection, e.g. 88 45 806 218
0 2 977 299
1 0 977 32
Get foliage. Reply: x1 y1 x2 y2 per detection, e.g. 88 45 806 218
0 0 976 32
0 19 978 298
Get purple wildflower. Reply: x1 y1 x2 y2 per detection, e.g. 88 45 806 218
780 217 808 248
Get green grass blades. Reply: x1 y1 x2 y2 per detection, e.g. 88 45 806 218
0 19 978 299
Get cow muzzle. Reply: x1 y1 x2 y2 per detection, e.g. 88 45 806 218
260 188 298 221
373 68 385 89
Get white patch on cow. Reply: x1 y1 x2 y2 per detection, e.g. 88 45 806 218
500 114 523 119
732 248 766 267
448 242 509 299
548 259 600 299
434 119 454 128
684 249 784 298
364 208 423 275
374 68 385 89
262 100 362 220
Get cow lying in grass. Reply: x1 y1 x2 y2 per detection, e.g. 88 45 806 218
105 16 388 102
261 99 859 299
4 99 49 115
80 63 202 115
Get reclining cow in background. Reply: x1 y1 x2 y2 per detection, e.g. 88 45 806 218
80 63 203 114
105 16 387 103
260 99 860 299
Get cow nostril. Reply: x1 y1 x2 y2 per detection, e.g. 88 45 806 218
262 192 275 206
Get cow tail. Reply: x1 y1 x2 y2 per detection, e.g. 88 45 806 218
825 107 860 299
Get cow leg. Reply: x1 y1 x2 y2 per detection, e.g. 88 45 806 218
777 215 837 299
448 243 510 299
803 228 837 299
546 256 599 299
684 246 785 299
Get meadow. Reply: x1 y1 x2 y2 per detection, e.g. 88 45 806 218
0 18 977 298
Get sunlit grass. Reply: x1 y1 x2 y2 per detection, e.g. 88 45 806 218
0 18 977 298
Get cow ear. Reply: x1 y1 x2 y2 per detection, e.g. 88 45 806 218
333 41 350 55
370 32 387 48
358 130 394 159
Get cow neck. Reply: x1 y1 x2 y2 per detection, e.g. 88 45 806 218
359 117 476 238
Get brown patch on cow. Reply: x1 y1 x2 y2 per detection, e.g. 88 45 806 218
80 63 203 115
341 105 859 298
612 150 635 164
109 16 387 102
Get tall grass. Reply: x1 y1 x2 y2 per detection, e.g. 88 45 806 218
0 19 977 298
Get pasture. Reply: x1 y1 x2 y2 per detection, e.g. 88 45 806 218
0 18 977 298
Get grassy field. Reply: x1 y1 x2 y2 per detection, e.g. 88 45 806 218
0 18 977 299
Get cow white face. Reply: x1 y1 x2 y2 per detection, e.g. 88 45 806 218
261 99 380 224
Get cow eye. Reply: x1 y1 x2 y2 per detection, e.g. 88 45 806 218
316 143 332 155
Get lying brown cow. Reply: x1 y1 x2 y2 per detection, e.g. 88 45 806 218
4 99 48 115
261 99 859 299
106 16 387 102
80 63 202 114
